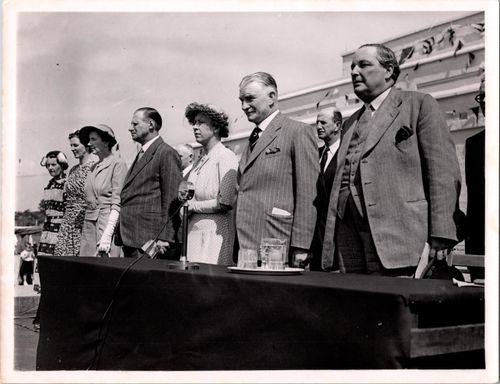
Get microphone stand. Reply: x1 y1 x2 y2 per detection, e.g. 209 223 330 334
168 182 199 270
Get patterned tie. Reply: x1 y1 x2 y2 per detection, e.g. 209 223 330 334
356 104 373 142
320 147 329 173
248 126 261 152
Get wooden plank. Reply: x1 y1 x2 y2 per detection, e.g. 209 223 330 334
410 324 484 358
451 253 485 268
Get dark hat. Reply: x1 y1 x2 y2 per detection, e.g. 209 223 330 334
185 102 229 138
78 124 117 148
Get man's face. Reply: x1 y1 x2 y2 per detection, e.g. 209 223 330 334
239 81 275 125
129 110 152 145
316 111 340 143
178 150 192 169
351 46 392 102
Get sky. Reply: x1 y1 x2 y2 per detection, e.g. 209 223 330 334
7 2 489 211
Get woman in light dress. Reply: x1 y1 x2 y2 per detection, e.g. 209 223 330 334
78 124 127 257
184 103 238 265
54 130 97 256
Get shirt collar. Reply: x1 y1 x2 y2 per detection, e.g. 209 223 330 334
257 109 280 132
141 135 161 153
369 87 392 112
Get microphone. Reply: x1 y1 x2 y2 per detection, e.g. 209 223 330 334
178 180 195 202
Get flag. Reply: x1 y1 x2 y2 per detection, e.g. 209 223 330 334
447 27 455 46
399 46 414 64
422 37 435 55
413 62 420 71
315 88 339 109
470 23 485 33
454 40 464 56
465 52 475 70
470 106 480 119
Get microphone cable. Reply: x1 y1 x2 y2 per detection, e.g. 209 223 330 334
87 201 184 370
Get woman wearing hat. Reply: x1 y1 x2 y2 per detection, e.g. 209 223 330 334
184 102 238 265
54 129 97 256
38 150 69 256
78 125 127 257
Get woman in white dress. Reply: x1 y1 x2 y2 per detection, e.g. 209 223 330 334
184 103 238 265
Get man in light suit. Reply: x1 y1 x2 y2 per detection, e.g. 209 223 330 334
237 72 319 266
310 108 342 270
118 107 183 259
321 44 461 276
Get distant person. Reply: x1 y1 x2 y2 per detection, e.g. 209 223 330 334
321 44 462 276
38 150 68 256
54 129 97 256
34 150 68 329
18 240 35 285
175 143 195 179
184 102 238 265
310 108 342 270
465 75 485 280
118 107 183 259
78 125 127 257
237 72 319 266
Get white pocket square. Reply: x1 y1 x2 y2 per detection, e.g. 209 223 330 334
271 207 291 216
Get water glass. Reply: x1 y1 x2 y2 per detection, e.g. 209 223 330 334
237 249 258 269
259 238 286 270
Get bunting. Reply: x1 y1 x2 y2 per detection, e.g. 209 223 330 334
465 52 475 70
470 106 480 119
395 21 483 71
453 40 464 56
399 46 414 65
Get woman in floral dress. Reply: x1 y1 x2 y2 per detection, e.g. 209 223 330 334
54 130 96 256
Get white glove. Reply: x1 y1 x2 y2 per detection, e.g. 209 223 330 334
97 209 120 255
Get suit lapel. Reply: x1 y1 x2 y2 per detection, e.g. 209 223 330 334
362 88 402 156
334 111 359 177
123 137 163 187
242 113 282 173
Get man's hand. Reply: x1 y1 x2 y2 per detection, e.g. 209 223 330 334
290 248 312 269
429 237 454 261
155 240 170 256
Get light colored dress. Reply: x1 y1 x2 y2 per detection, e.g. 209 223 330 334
38 177 66 256
186 142 238 265
79 154 127 257
54 159 96 256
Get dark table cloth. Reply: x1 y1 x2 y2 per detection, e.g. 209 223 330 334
36 256 484 370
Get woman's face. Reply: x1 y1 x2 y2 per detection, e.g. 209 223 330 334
88 131 108 156
192 112 216 146
45 157 63 179
69 136 87 159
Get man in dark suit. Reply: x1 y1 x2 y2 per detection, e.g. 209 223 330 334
118 107 182 258
310 108 342 270
465 75 485 280
237 72 319 266
322 44 461 276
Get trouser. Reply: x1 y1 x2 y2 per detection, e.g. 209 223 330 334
335 195 415 277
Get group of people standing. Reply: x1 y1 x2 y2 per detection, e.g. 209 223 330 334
35 43 483 280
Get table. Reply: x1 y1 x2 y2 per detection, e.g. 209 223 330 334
35 256 484 370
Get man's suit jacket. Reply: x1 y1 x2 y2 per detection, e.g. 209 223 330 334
236 112 320 252
119 137 182 248
310 145 338 270
465 130 485 255
321 88 461 269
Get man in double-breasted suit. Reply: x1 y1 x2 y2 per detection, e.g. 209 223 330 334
310 108 342 270
118 107 183 258
237 72 319 265
321 44 461 276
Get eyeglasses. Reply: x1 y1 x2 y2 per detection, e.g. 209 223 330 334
475 94 485 104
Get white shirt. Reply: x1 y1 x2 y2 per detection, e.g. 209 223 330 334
321 138 340 170
141 135 161 154
257 109 280 132
369 87 392 116
183 163 193 178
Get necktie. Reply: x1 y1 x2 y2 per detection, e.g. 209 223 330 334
249 126 261 152
320 147 329 172
137 149 145 161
